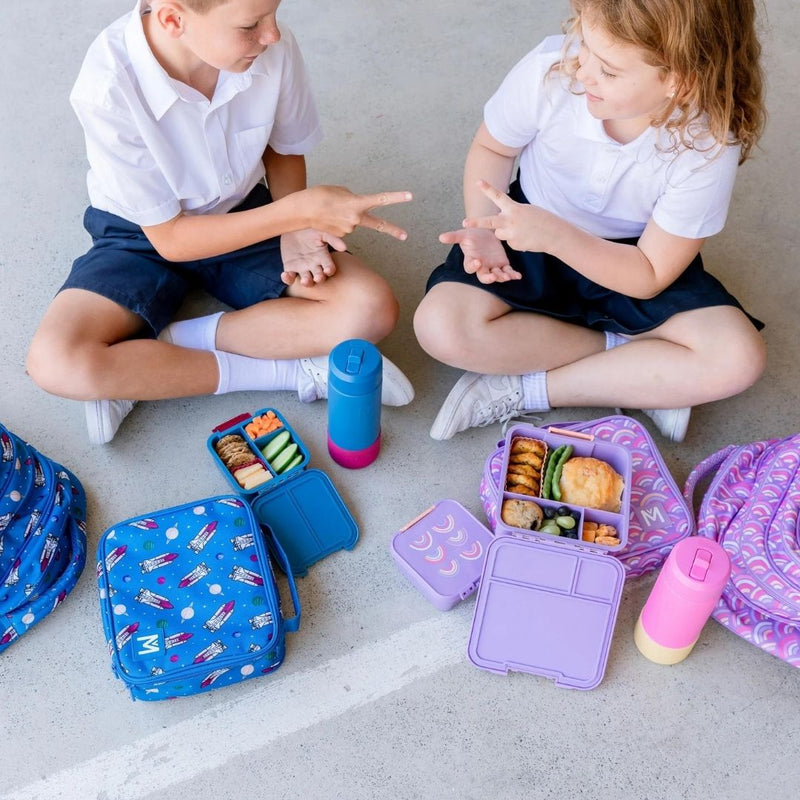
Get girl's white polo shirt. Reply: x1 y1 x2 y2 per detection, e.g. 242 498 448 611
483 35 741 241
69 2 322 227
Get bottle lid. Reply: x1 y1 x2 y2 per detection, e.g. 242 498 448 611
328 339 382 394
669 537 731 594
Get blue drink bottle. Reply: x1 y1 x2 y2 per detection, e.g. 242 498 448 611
327 339 382 468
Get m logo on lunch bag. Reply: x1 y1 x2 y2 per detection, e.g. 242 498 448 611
134 631 165 658
635 502 668 531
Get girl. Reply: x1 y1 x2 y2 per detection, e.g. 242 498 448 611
414 0 767 442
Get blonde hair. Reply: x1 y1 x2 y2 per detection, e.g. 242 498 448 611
178 0 231 12
560 0 766 162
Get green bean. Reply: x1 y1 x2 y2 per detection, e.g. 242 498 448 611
550 445 574 502
541 445 564 499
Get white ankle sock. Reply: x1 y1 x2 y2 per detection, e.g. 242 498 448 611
160 312 224 350
605 331 630 350
213 350 303 395
521 371 552 411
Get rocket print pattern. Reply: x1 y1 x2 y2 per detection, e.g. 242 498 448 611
96 495 288 700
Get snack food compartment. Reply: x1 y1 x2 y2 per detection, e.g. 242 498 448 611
208 408 310 495
498 424 631 551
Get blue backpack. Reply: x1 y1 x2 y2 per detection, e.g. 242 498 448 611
0 423 88 652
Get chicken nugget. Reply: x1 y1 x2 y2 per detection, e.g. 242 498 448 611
505 471 539 491
506 462 542 480
510 438 547 457
507 482 537 496
509 451 545 469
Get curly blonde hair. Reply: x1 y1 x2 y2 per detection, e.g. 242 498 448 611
560 0 767 162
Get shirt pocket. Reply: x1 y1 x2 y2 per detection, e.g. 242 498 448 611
234 123 273 176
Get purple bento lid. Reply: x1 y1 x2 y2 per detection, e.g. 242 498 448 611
468 535 625 690
391 499 494 611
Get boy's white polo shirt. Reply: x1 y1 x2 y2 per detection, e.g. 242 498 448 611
484 36 740 241
70 2 322 227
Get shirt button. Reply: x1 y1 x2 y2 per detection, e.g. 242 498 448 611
223 174 232 185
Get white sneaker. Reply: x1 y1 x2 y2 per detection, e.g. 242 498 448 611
430 373 525 441
85 399 137 445
642 407 691 443
297 354 414 406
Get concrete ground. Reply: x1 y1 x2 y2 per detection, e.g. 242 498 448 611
2 1 799 798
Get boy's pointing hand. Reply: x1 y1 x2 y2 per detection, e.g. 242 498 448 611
299 186 413 241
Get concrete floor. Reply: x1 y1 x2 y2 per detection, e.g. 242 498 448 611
2 1 799 798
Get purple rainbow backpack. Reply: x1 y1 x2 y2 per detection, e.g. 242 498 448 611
480 415 693 578
684 436 800 667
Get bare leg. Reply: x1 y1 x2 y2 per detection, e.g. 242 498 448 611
28 252 400 402
415 283 606 375
215 252 398 358
27 290 218 401
415 283 765 439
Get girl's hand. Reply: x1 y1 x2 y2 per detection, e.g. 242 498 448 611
464 180 558 254
279 228 346 286
297 186 413 240
439 227 522 284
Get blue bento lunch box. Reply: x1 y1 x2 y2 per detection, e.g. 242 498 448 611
208 408 358 577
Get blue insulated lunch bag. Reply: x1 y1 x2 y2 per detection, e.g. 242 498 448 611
96 495 300 700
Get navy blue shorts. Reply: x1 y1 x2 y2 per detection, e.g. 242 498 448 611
60 183 287 335
426 180 763 335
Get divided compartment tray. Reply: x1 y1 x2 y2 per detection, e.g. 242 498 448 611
497 424 633 553
208 408 310 496
207 409 358 577
469 423 631 689
390 499 495 611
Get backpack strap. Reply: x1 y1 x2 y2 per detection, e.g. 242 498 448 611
682 445 738 533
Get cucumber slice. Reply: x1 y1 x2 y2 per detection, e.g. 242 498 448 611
261 430 291 461
270 442 298 473
280 452 304 474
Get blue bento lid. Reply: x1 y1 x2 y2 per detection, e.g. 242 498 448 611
250 468 359 577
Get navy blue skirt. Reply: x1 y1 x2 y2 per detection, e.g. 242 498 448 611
426 180 763 335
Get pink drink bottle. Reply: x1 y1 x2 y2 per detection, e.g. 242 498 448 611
634 537 731 665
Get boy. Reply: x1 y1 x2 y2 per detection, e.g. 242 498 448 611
27 0 414 444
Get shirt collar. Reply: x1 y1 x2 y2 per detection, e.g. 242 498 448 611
124 1 180 120
571 90 657 155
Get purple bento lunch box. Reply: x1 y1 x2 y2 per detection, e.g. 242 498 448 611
391 499 495 611
467 423 632 690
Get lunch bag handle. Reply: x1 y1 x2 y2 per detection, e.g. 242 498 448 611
262 525 301 633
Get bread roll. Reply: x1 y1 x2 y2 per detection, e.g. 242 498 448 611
558 457 624 512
